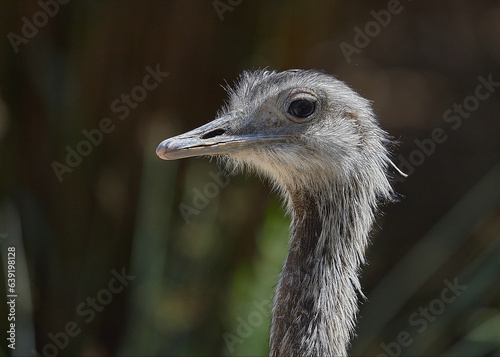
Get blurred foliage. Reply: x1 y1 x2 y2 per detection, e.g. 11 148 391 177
0 1 499 356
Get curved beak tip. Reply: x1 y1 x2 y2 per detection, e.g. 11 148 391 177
156 140 170 160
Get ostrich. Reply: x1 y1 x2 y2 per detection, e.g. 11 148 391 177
156 69 396 356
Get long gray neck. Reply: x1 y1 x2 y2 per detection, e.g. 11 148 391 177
270 187 373 357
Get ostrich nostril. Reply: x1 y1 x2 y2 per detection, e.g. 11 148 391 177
201 129 225 139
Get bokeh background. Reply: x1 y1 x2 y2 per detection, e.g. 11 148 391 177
1 1 500 356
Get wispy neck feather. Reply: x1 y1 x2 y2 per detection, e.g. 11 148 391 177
270 174 390 356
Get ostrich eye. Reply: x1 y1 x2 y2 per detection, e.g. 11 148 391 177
288 99 316 119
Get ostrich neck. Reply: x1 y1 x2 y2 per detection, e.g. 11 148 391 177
270 188 370 357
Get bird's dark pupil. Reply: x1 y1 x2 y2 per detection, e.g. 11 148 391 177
289 99 315 118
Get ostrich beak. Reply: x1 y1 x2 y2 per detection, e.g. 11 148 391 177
156 115 278 160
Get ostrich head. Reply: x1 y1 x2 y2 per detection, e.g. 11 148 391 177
157 69 392 201
156 69 395 356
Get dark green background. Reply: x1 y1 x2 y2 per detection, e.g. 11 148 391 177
0 1 499 356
